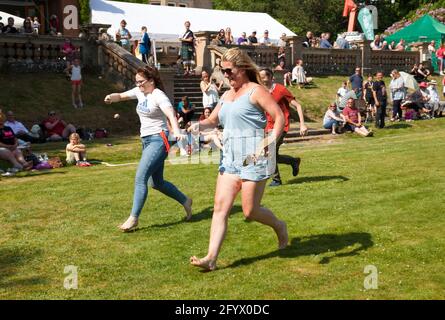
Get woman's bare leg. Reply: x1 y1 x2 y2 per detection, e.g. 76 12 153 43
0 148 23 169
190 173 241 270
241 179 288 249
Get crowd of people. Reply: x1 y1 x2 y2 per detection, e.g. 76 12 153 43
0 15 61 35
0 106 93 175
324 65 445 137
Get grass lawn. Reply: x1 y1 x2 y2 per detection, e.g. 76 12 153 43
1 117 444 299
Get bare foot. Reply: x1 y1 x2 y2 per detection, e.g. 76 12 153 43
190 256 216 271
118 216 138 232
183 197 193 221
276 221 288 249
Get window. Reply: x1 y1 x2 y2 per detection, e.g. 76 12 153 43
167 2 176 6
150 2 161 5
179 3 187 7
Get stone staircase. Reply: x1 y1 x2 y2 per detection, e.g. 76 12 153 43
283 124 332 144
173 75 203 117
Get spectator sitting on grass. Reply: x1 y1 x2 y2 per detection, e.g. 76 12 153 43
177 96 195 127
274 60 292 87
337 81 349 104
0 112 33 172
342 98 373 137
4 110 41 143
291 59 313 88
323 102 345 135
66 132 90 166
43 111 77 142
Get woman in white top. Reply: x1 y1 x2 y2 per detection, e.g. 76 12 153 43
323 102 346 135
200 70 221 109
104 66 193 232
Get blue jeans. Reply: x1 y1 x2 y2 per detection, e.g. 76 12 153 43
323 119 339 129
131 133 187 218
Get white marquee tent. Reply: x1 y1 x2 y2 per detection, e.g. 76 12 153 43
90 0 296 42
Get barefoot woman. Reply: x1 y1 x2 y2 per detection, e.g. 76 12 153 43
189 48 288 271
104 66 193 231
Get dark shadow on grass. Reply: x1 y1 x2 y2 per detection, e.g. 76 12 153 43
224 232 373 270
385 123 413 130
10 171 67 179
0 247 48 289
287 175 349 185
137 205 243 231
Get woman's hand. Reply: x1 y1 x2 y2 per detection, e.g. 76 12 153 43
104 94 121 104
174 132 188 141
300 124 308 137
104 95 112 104
187 122 200 134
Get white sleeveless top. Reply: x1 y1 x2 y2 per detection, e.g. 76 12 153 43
71 65 82 81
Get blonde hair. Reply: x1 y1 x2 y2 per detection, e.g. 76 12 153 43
222 47 261 84
0 112 5 123
69 132 80 141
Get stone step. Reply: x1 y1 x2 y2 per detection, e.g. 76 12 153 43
173 88 202 97
285 128 331 138
284 134 334 144
174 81 202 87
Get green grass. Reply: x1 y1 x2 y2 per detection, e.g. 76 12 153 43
1 118 444 299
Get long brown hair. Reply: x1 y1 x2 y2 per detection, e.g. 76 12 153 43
136 66 165 92
222 47 261 84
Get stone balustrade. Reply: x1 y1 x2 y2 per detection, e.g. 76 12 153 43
302 48 361 75
0 34 86 72
370 50 419 75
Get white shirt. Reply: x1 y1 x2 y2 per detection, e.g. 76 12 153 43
202 82 219 107
71 65 81 81
337 87 348 100
259 37 273 45
124 87 171 137
4 120 29 134
427 86 439 103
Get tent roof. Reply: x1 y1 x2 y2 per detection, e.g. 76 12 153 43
90 0 295 42
386 15 445 43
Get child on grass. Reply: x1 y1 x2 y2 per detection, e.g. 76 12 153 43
66 58 84 108
66 133 90 166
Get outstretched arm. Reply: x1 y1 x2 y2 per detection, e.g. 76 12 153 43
289 99 308 136
104 91 134 104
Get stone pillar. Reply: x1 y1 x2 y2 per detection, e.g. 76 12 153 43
287 36 304 69
417 42 430 63
357 40 372 75
194 31 213 74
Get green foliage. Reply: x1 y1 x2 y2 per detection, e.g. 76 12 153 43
79 0 91 24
